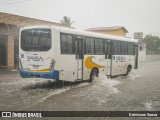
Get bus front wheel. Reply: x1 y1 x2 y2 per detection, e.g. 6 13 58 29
89 68 99 82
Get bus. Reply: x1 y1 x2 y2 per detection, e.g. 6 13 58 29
19 26 138 82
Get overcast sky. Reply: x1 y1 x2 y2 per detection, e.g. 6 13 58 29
0 0 160 34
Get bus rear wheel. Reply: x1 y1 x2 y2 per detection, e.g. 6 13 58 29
126 65 132 76
89 69 99 82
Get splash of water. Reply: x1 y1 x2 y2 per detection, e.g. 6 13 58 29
3 75 120 109
32 81 90 107
93 74 121 94
126 69 142 80
142 100 153 111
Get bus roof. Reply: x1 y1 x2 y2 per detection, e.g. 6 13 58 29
20 26 138 43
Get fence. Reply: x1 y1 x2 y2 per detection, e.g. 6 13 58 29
146 51 160 61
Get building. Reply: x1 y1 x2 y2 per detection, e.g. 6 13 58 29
86 26 128 37
0 12 64 69
0 12 129 69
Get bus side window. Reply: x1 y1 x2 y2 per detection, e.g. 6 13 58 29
131 43 134 55
113 41 117 55
104 41 108 58
95 38 104 54
60 33 74 54
108 42 111 59
121 42 125 55
66 35 74 54
128 42 134 55
85 37 94 54
117 41 121 55
133 43 136 55
111 41 114 55
128 42 130 55
61 34 67 54
124 42 128 55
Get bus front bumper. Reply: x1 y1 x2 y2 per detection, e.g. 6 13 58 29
20 69 59 79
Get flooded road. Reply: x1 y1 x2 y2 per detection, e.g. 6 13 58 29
0 74 120 111
0 61 160 120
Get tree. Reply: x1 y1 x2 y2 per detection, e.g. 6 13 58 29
60 16 74 27
143 35 160 51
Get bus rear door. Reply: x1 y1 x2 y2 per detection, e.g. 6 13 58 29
105 41 113 76
75 37 84 80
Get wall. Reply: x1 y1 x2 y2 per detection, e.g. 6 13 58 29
0 12 61 27
88 29 126 37
139 49 146 62
0 12 64 69
0 27 19 68
146 51 160 61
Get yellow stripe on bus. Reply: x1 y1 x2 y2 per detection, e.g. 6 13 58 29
85 56 106 69
30 68 50 72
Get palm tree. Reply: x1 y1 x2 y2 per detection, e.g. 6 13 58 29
60 16 74 27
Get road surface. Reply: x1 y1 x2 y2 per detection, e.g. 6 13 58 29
0 61 160 120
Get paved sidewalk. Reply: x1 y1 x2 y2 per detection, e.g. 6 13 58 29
0 67 19 75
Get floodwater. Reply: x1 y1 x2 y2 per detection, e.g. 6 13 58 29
0 61 160 120
0 73 121 111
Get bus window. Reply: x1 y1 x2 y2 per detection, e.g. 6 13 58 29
104 41 108 58
95 38 104 54
85 37 94 54
128 42 134 55
133 43 136 55
105 40 113 59
124 42 128 55
121 42 125 55
108 42 112 59
60 34 74 54
113 41 117 55
75 38 83 59
67 35 74 54
21 29 51 51
128 42 131 54
117 41 121 55
61 34 67 54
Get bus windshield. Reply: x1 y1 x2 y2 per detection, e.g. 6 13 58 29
21 29 51 51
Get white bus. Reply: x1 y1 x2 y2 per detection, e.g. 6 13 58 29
19 26 138 82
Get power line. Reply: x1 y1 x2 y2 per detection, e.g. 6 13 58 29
0 0 30 5
0 0 15 4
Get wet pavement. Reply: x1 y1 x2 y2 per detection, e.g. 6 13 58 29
0 61 160 120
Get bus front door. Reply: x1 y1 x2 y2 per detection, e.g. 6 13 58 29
105 41 112 76
135 44 139 69
75 38 84 80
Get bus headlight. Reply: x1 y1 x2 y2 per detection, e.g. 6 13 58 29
50 58 55 71
19 58 23 69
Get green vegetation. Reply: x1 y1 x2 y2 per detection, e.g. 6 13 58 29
60 16 74 27
143 35 160 51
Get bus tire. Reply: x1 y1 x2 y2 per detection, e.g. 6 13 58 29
89 68 99 82
126 65 132 76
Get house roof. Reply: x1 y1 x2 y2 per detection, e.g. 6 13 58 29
0 12 62 27
86 26 128 33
